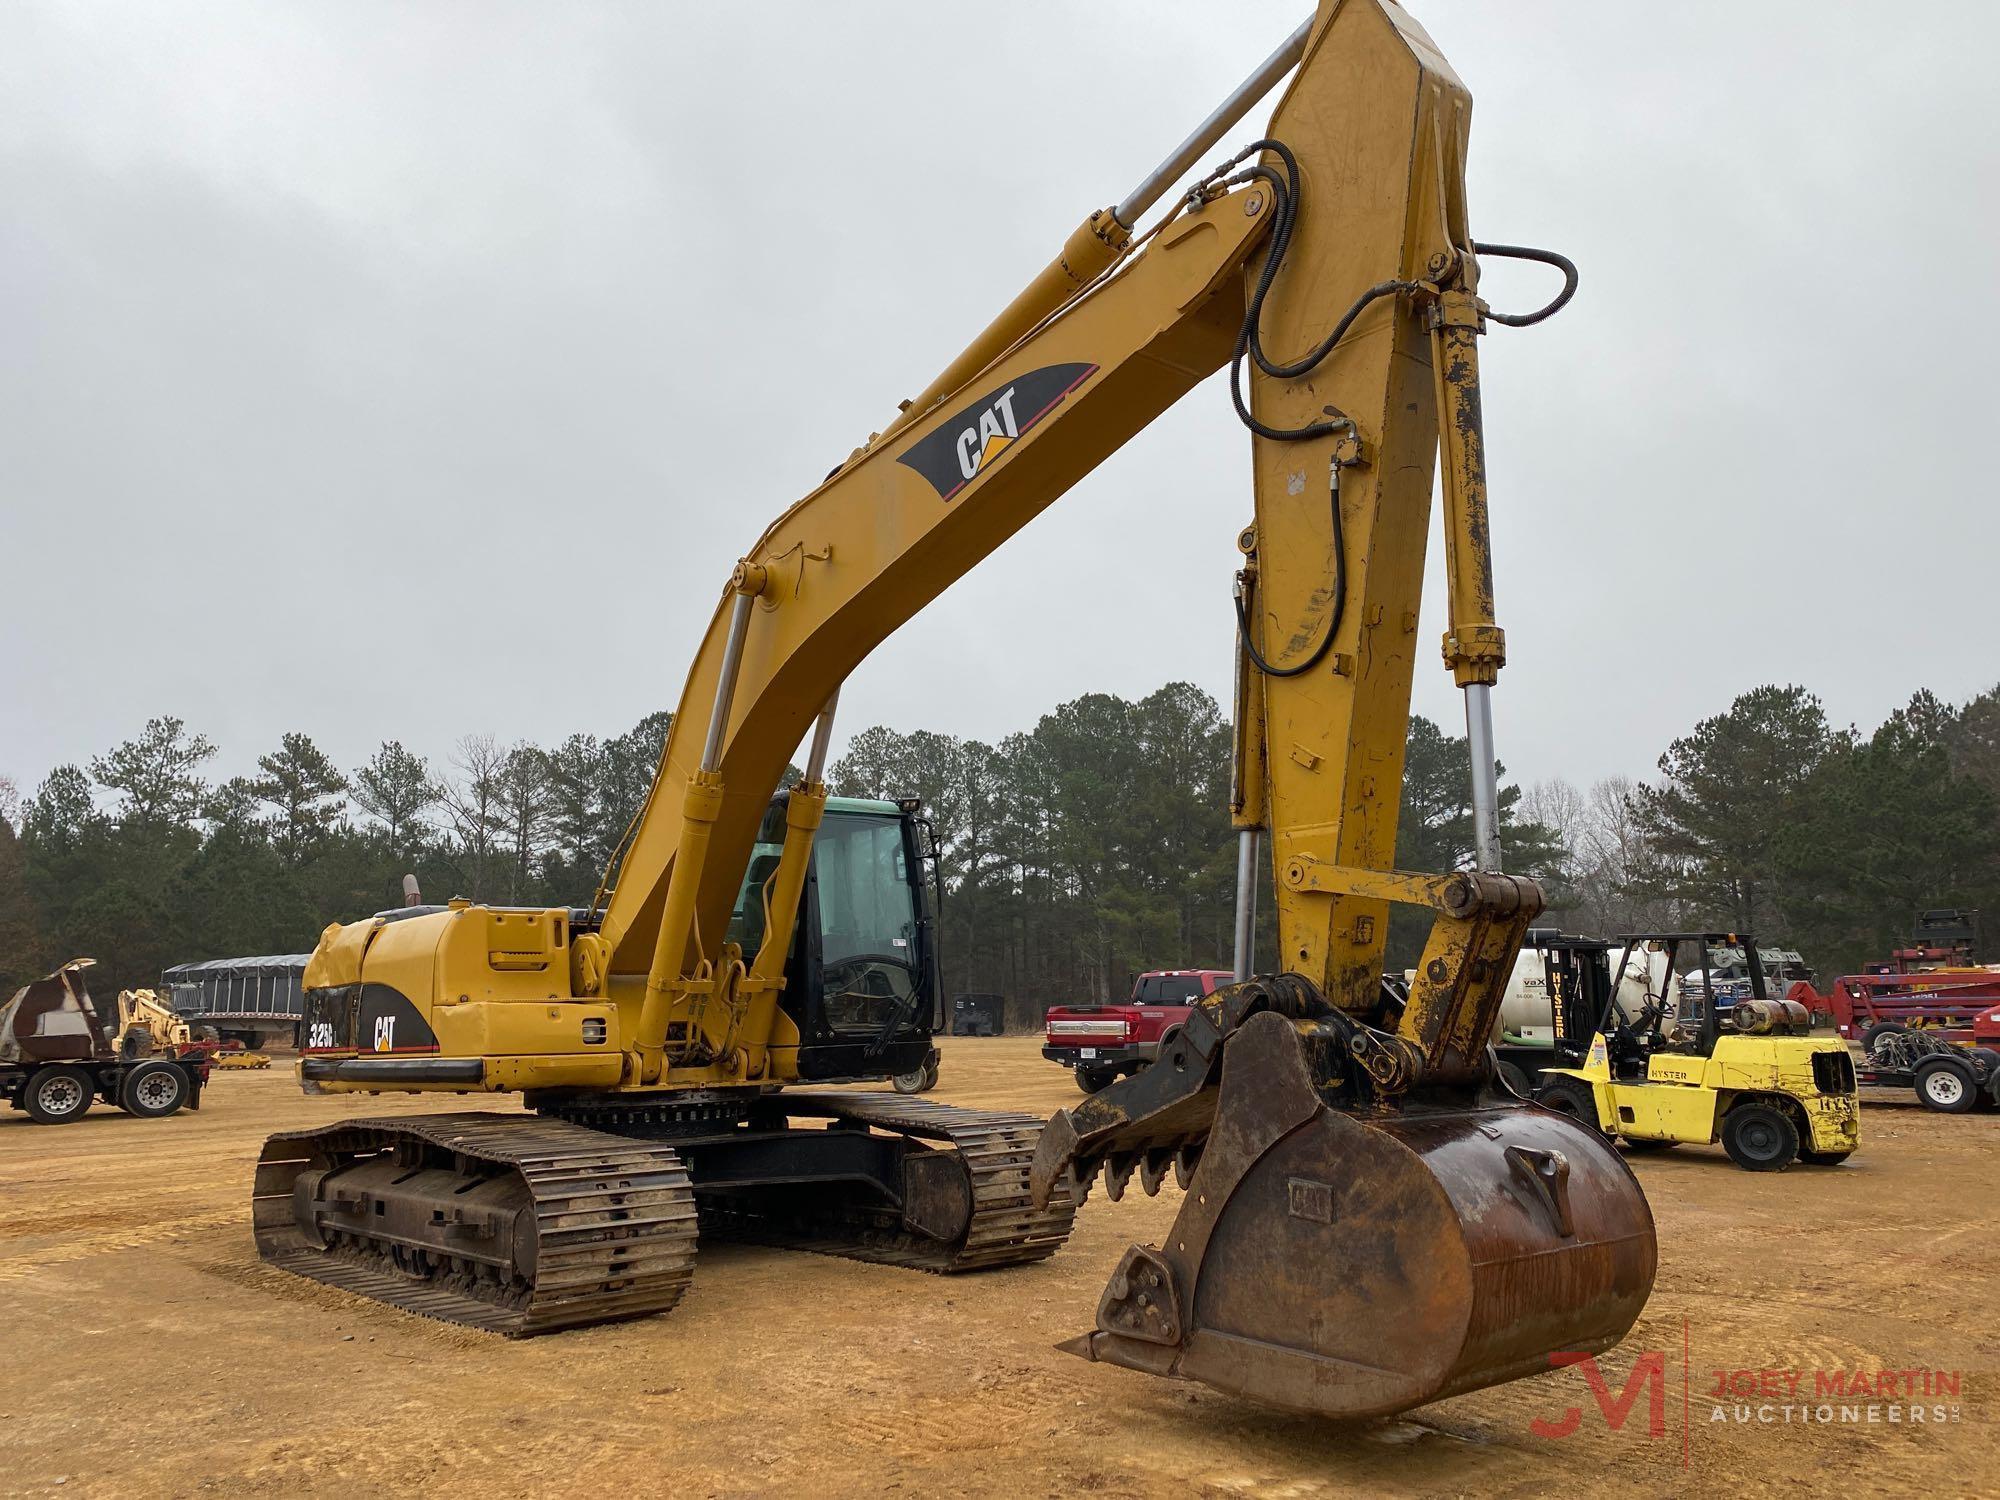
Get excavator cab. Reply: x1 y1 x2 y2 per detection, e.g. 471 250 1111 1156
727 794 940 1084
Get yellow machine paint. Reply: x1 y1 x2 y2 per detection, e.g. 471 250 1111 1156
301 901 626 1091
1529 934 1861 1170
259 0 1660 1420
1550 1032 1861 1161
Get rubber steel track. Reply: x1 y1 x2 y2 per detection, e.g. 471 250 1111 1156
697 1091 1079 1271
253 1113 697 1336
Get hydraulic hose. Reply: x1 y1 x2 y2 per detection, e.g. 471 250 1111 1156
1202 136 1575 676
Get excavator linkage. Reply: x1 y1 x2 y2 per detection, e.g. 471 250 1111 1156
1033 981 1657 1419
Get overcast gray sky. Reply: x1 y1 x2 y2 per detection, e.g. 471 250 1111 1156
3 1 1995 805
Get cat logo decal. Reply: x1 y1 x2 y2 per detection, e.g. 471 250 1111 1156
896 362 1098 500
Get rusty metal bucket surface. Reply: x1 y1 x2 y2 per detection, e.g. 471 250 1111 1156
1062 1011 1656 1419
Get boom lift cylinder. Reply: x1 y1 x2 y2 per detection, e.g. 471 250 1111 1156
637 576 760 1079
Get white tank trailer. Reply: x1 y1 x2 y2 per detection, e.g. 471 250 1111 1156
1491 942 1672 1045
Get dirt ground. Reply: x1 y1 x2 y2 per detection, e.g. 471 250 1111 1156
2 1037 1993 1499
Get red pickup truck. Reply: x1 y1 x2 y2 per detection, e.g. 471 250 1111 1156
1043 969 1232 1092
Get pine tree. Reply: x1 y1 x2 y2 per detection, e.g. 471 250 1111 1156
249 732 350 864
1630 685 1834 931
351 741 440 859
89 716 215 829
1773 691 2000 974
596 711 673 866
495 744 551 904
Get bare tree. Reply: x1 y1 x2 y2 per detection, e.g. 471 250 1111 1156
1574 776 1684 933
444 733 506 900
1517 775 1692 935
1521 776 1589 915
0 774 18 831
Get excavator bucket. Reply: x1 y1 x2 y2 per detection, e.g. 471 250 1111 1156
1033 971 1657 1419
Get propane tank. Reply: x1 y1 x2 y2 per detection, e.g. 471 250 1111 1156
1728 997 1810 1035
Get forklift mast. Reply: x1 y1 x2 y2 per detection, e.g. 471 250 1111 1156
1538 935 1613 1068
1608 933 1770 1059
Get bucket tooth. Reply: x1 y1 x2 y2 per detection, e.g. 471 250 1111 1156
1138 1149 1170 1197
1064 1160 1097 1206
1173 1145 1201 1191
1104 1154 1136 1203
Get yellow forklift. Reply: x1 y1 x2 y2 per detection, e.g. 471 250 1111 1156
1533 933 1859 1170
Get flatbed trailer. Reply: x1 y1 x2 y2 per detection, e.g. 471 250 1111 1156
2 960 212 1124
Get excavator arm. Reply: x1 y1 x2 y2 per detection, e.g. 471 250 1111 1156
593 0 1553 1076
585 172 1268 1081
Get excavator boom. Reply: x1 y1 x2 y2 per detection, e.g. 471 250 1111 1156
258 0 1655 1418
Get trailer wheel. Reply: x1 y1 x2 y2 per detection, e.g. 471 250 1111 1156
1913 1055 1977 1114
24 1065 96 1125
1496 1060 1532 1097
1859 1022 1905 1052
1721 1102 1799 1171
121 1061 190 1118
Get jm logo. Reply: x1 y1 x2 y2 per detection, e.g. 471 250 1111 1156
1531 1351 1669 1439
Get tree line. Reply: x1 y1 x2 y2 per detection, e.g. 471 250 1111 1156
0 711 669 998
2 680 1995 1006
1524 684 2000 978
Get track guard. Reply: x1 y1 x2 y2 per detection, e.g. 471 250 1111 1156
1045 1006 1656 1419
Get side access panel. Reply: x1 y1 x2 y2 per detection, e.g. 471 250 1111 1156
1604 1080 1717 1143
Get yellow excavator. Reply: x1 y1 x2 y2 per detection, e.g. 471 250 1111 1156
254 0 1656 1419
